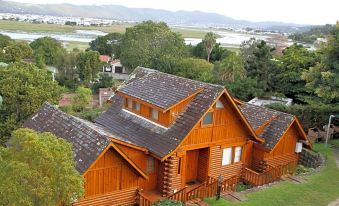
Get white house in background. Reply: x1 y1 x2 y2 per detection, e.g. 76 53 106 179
102 59 129 81
248 96 293 106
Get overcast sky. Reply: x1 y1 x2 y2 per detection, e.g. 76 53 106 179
9 0 339 25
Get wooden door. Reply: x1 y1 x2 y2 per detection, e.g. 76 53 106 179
185 150 199 183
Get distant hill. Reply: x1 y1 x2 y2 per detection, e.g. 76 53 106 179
0 0 309 31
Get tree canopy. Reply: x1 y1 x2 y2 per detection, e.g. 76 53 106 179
120 21 187 71
301 23 339 104
0 128 84 206
77 51 102 86
30 37 65 67
89 32 123 57
0 62 62 145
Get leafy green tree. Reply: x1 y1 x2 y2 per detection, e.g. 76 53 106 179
0 34 13 49
175 57 214 82
301 22 339 104
120 21 187 71
91 73 116 93
71 86 92 112
225 77 265 101
275 43 318 100
89 33 123 57
77 51 101 86
204 32 217 62
1 41 33 63
214 52 246 83
30 37 65 66
55 50 81 90
240 38 277 91
0 128 84 206
192 42 231 62
0 62 62 145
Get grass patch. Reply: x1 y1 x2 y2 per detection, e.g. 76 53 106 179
0 20 207 38
64 41 90 51
205 142 339 206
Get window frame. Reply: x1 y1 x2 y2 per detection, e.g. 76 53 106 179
222 147 232 166
126 98 133 109
133 101 141 112
202 111 213 126
150 108 159 121
146 156 155 174
234 146 242 163
215 100 224 109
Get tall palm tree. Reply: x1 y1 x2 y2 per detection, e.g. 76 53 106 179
204 32 217 62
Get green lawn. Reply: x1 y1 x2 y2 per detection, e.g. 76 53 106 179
206 141 339 206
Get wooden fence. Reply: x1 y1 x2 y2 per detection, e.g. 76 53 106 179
243 159 298 186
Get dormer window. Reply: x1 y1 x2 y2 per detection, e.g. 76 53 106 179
216 100 224 109
151 108 159 121
133 101 140 112
202 112 213 125
127 98 132 109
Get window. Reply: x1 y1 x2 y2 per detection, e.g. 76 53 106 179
202 112 213 125
151 108 159 120
234 146 242 163
115 66 123 73
146 156 155 174
127 98 132 109
177 157 182 174
222 147 232 166
133 101 140 112
216 100 224 109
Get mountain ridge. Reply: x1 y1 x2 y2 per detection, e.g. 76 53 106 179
0 0 311 30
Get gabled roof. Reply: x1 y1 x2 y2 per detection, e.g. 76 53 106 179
95 67 226 158
239 103 295 150
23 102 111 174
118 67 206 110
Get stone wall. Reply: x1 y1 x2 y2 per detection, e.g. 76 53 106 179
298 148 323 168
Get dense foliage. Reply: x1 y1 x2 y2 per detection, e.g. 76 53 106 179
0 62 62 145
120 21 187 71
152 199 184 206
289 24 336 44
0 128 84 205
89 32 123 57
30 37 65 67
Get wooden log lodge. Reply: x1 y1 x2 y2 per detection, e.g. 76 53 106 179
24 67 312 205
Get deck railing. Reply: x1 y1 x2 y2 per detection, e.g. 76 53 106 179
137 190 153 206
243 159 298 186
165 175 239 203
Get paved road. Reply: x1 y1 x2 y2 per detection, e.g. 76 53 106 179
328 147 339 206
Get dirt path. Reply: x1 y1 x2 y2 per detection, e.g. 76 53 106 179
334 146 339 168
328 147 339 206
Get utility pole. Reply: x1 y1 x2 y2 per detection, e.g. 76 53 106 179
325 115 335 147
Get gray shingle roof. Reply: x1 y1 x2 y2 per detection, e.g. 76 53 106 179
239 103 294 150
23 102 111 174
95 67 225 158
118 67 206 109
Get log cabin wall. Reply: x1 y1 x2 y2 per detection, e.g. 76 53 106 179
116 144 159 191
121 94 193 127
209 145 244 179
164 155 183 195
181 95 248 148
83 148 139 197
252 122 300 169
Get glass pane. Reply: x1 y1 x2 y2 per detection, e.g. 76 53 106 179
234 146 242 163
222 147 232 165
133 102 140 111
151 109 158 120
127 99 132 109
216 100 224 108
203 112 213 125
